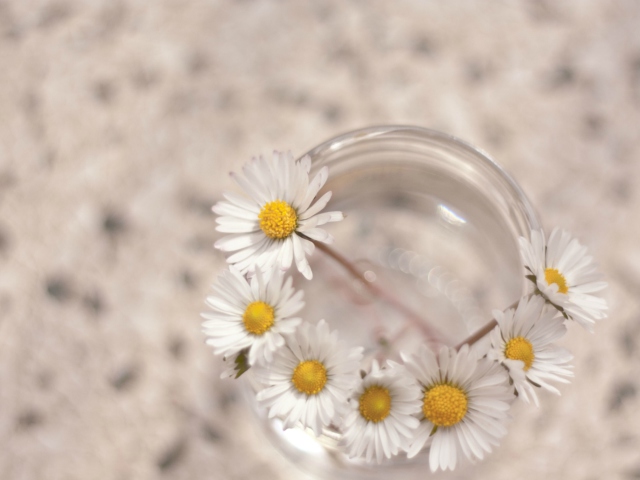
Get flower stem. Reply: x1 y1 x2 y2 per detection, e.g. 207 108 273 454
307 237 448 347
453 319 497 351
454 298 523 351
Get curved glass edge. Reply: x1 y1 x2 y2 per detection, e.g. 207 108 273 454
300 125 541 236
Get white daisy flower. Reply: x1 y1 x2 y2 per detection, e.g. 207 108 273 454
488 295 573 406
254 320 363 436
213 151 344 280
342 360 421 464
519 228 608 331
202 265 303 366
401 345 513 472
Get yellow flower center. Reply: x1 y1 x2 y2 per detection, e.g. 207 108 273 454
258 200 298 239
544 268 569 294
242 301 275 335
291 360 328 395
359 385 392 423
422 384 468 427
504 336 535 371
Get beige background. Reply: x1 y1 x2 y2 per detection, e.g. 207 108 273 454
1 1 639 479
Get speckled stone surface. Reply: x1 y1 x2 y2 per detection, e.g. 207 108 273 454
1 1 639 479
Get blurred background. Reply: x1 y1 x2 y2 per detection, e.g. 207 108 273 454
1 1 639 479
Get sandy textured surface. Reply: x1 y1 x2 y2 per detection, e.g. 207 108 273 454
1 1 640 479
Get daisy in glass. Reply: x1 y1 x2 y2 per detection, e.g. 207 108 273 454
213 151 344 280
254 320 363 436
401 345 513 472
519 228 607 331
202 265 303 366
488 295 573 406
342 360 421 464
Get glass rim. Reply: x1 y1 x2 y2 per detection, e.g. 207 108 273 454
301 124 541 233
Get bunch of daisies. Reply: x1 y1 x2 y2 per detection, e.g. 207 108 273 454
202 151 607 472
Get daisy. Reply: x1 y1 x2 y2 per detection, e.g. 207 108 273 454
519 228 608 331
254 320 363 436
213 151 344 280
202 265 303 366
342 360 421 464
488 295 573 406
401 345 513 472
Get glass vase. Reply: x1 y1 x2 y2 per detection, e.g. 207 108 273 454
243 125 540 479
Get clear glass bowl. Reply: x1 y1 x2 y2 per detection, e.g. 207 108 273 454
244 125 540 479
